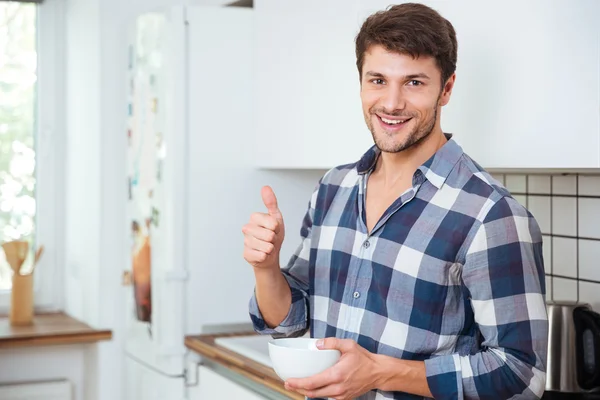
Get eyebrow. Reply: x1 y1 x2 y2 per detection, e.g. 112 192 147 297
364 71 431 80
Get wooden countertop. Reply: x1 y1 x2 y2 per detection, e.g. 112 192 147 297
185 332 303 400
0 312 112 348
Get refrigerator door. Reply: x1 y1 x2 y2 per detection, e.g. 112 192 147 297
125 6 188 376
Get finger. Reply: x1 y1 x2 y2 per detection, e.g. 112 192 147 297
261 186 283 223
249 212 279 233
286 367 340 391
244 235 275 254
242 224 276 243
317 337 356 353
243 248 267 264
287 383 345 400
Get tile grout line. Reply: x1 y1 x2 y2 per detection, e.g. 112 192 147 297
525 175 529 209
576 174 580 303
547 273 600 285
508 192 600 199
550 175 554 302
537 233 600 242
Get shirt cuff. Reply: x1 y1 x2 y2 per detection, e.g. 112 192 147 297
424 354 463 400
248 286 308 337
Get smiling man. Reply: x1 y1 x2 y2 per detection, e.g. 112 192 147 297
243 3 548 399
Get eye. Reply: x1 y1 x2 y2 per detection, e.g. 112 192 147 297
407 80 423 86
371 78 385 85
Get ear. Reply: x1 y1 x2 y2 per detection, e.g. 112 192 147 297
439 73 456 107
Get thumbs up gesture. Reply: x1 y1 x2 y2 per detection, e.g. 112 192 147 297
242 186 285 270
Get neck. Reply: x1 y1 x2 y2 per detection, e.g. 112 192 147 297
374 128 448 188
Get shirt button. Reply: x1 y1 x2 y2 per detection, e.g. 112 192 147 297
363 240 370 248
353 291 360 299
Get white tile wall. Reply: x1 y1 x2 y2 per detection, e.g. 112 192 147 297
552 175 577 195
553 277 578 301
528 175 551 194
552 237 577 278
579 239 600 282
505 175 527 193
579 198 600 239
579 176 600 196
498 174 600 311
528 196 551 234
552 197 577 236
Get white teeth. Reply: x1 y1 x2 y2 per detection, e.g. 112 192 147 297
381 117 407 125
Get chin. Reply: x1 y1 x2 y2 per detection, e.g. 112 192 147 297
372 131 409 153
374 138 409 153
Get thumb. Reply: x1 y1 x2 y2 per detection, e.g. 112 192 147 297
316 337 355 353
261 186 283 222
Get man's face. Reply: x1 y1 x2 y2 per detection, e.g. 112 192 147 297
360 45 454 153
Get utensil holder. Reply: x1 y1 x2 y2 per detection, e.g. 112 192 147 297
10 273 34 326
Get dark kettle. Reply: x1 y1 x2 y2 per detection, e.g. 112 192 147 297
546 300 600 393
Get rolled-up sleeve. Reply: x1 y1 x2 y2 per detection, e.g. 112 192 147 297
248 184 319 338
425 196 548 400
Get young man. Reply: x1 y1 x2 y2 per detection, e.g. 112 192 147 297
243 3 547 399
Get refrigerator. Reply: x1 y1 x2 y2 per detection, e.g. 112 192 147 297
123 5 325 399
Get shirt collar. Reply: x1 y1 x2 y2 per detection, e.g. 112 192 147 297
356 133 464 189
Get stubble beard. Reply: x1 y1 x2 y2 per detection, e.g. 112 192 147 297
366 95 441 154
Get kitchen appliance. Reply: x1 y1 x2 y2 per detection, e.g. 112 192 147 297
546 301 600 393
123 5 325 399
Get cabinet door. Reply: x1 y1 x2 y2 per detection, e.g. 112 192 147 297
124 357 185 400
194 366 266 400
255 1 373 169
358 0 600 169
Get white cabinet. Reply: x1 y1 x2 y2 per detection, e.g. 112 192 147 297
0 381 71 400
192 366 266 400
254 0 373 169
397 0 599 170
256 0 600 170
124 357 185 400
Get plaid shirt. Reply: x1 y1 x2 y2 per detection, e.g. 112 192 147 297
249 136 548 400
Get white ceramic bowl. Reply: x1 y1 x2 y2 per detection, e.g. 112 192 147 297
268 338 341 381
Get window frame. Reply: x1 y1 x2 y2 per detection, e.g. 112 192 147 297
0 0 65 312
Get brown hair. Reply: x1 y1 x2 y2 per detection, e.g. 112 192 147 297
355 3 458 86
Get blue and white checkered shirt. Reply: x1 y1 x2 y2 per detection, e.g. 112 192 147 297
249 136 548 400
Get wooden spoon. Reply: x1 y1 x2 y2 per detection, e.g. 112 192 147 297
2 241 29 275
30 245 45 273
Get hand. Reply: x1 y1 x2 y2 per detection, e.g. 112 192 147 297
242 186 285 270
285 338 379 400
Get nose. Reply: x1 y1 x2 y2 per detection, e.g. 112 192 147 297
379 84 406 114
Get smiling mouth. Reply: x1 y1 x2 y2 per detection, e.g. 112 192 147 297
376 114 412 129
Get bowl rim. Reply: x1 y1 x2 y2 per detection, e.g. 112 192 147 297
268 338 341 354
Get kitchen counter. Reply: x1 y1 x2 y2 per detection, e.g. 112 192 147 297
187 332 600 400
0 312 112 348
185 332 302 400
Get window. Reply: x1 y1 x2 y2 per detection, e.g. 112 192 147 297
0 0 64 310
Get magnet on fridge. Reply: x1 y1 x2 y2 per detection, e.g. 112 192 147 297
128 103 133 116
156 160 163 182
128 45 134 70
151 207 160 228
151 98 158 113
